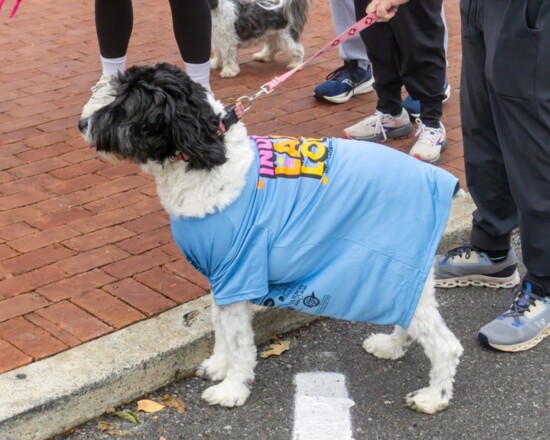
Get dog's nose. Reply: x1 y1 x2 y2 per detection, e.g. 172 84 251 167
78 118 88 133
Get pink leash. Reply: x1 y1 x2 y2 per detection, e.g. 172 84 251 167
0 0 22 18
233 12 378 114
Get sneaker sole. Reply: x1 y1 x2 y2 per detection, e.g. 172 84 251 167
315 78 375 104
479 324 550 352
411 140 448 164
343 122 413 142
435 271 521 288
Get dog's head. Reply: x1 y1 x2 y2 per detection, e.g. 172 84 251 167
79 63 227 170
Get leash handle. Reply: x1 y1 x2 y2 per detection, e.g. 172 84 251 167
262 13 378 92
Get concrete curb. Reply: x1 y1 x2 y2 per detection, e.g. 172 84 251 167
0 195 476 440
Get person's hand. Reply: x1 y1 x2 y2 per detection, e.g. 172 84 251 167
366 0 409 21
0 0 22 18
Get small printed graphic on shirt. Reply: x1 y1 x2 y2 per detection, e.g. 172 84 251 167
303 292 320 307
254 136 333 182
251 282 331 317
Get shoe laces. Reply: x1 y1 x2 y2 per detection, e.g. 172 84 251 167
415 119 441 145
326 60 359 82
442 244 476 262
89 76 114 101
361 110 388 140
503 285 544 322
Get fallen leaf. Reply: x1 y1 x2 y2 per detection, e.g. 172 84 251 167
105 407 116 414
97 422 115 432
162 395 187 414
137 399 165 413
62 427 79 437
114 410 140 424
260 340 290 358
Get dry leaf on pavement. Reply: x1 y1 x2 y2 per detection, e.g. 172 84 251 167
137 399 165 413
260 340 290 358
161 395 187 413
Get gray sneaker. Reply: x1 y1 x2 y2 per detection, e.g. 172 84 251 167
478 280 550 352
433 245 520 288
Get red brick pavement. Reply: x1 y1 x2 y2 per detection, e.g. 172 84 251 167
0 0 465 373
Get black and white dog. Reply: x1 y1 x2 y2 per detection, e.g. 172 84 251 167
208 0 309 77
79 63 463 414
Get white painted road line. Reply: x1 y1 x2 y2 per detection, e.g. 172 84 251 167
293 372 355 440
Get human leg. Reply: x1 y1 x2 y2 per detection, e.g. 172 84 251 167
433 0 520 288
402 4 450 118
388 0 446 161
168 0 212 90
343 0 413 139
437 0 550 351
82 0 134 118
313 0 374 103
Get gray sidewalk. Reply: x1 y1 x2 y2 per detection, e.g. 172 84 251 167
0 195 477 440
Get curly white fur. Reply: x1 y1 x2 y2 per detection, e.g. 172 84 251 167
142 95 254 218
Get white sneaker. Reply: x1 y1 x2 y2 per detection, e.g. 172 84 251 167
343 108 413 141
81 75 116 118
409 119 447 163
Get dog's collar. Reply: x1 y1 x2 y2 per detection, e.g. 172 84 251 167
216 102 246 137
173 102 245 163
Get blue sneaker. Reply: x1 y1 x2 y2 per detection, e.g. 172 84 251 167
403 80 451 119
313 60 374 104
478 279 550 352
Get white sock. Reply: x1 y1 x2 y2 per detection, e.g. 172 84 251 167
100 55 127 77
184 60 211 91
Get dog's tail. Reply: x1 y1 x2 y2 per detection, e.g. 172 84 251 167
257 0 308 40
283 0 309 40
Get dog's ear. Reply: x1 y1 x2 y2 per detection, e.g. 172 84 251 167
123 63 227 170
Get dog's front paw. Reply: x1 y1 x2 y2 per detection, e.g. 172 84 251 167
405 387 449 414
220 66 240 78
196 355 228 381
202 380 251 407
363 333 407 360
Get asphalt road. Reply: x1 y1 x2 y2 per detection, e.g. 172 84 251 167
55 245 550 440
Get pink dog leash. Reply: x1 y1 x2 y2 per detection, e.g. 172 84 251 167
233 12 378 113
0 0 22 18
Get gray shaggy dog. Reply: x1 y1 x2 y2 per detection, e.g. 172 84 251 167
209 0 309 77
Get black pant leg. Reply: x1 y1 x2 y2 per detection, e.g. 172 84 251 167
95 0 133 58
460 0 518 252
482 0 550 283
391 0 446 127
354 0 403 116
169 0 212 64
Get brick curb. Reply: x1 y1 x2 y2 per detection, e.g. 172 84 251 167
0 195 476 440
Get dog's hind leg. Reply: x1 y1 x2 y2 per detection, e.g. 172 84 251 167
404 273 463 414
201 301 257 407
278 31 304 68
363 325 412 360
252 35 279 63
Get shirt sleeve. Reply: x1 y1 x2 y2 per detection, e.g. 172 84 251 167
209 224 270 305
